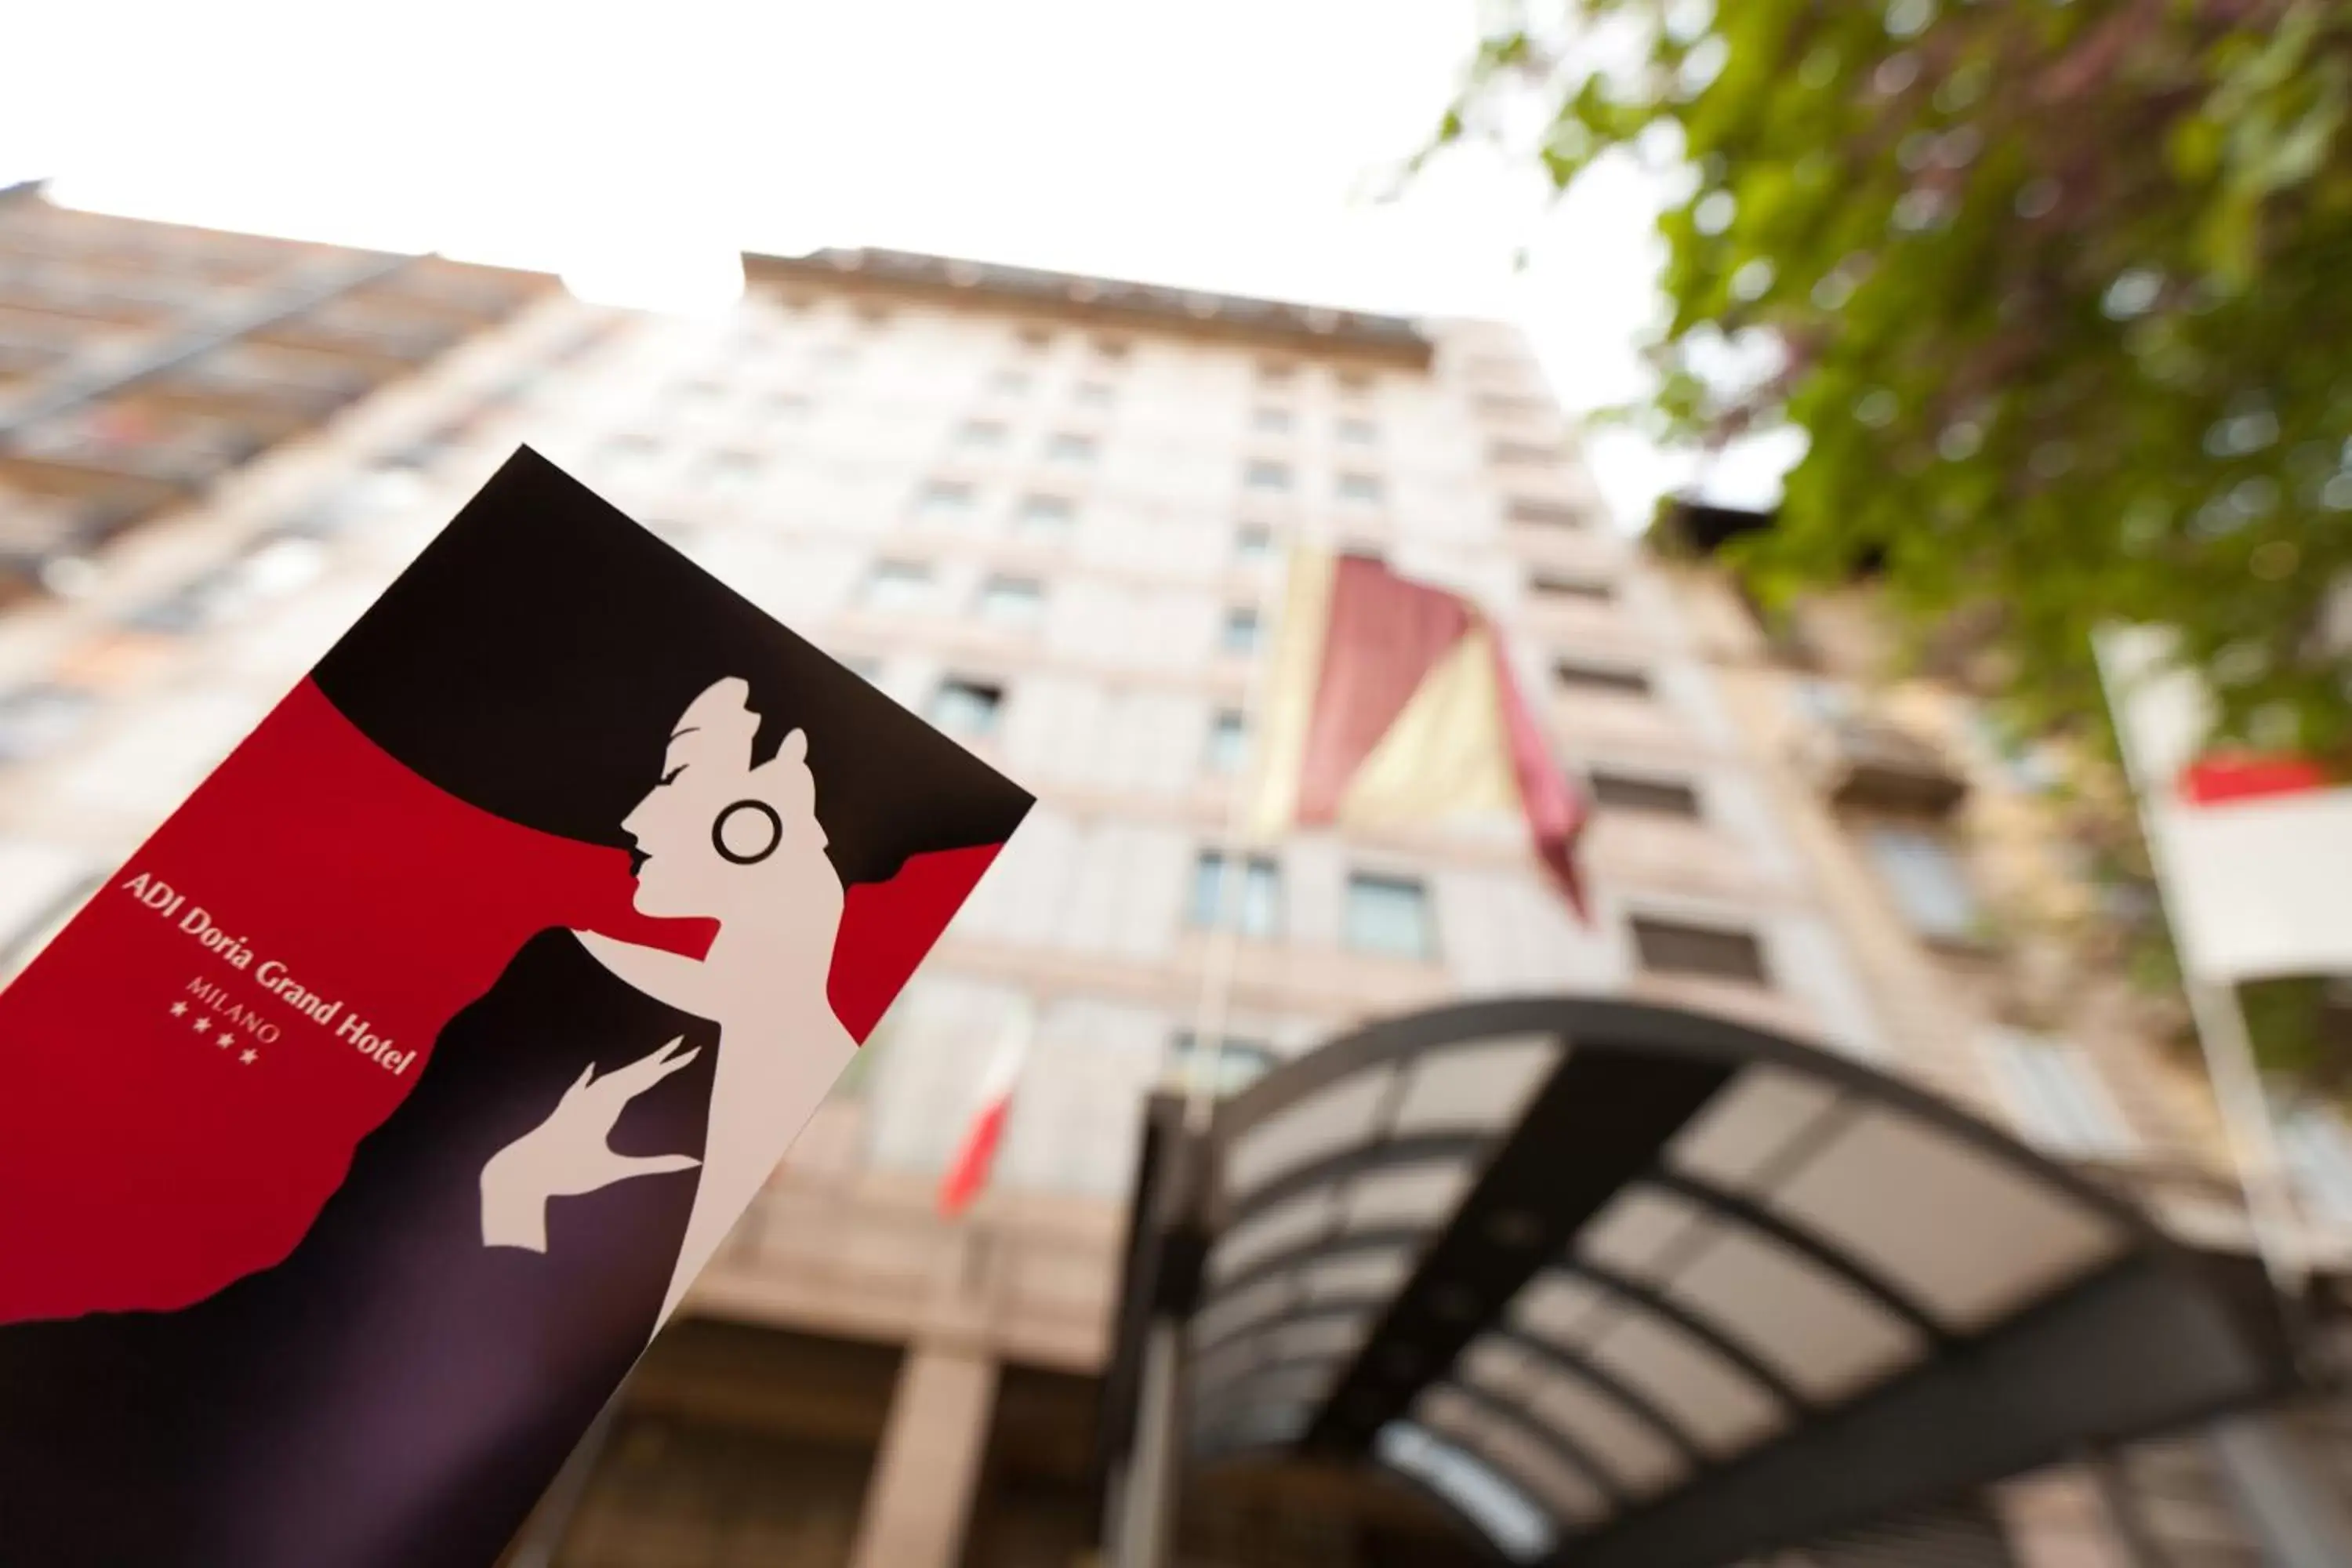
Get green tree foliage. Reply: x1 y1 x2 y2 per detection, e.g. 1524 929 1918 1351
1447 0 2352 759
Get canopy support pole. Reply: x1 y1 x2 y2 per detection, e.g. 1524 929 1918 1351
1112 1321 1184 1568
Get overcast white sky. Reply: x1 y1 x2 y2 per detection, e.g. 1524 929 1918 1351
3 0 1795 524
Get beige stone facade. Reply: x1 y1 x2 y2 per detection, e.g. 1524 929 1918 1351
2 189 2346 1565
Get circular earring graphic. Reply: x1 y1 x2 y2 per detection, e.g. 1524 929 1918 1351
712 800 784 865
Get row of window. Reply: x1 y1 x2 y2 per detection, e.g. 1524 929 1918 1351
855 567 1619 674
856 558 1266 652
608 423 1399 508
739 298 1394 397
1184 846 1787 988
1189 851 1439 960
948 423 1104 465
905 652 1734 818
913 484 1279 569
982 368 1117 405
1241 458 1385 503
1249 405 1379 445
907 671 1254 772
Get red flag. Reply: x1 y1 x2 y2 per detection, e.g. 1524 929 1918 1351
938 1008 1033 1218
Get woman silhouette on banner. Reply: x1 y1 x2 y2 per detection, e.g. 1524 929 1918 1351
0 451 1030 1568
482 675 858 1319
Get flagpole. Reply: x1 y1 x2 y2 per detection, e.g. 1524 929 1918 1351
1181 537 1293 1131
2090 631 2310 1300
1114 529 1295 1568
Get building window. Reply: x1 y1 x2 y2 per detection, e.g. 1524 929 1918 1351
1167 1030 1278 1097
1337 472 1385 504
927 677 1004 738
1046 432 1097 465
1863 827 1982 943
1491 440 1557 466
1244 459 1291 492
957 419 1009 448
976 575 1045 628
1091 335 1131 361
1207 710 1248 773
1191 851 1282 938
670 379 727 409
1221 606 1261 655
764 390 811 419
1555 660 1651 697
1337 416 1378 445
1345 873 1436 960
914 480 975 521
1014 493 1075 540
1234 523 1274 562
1074 380 1115 408
1632 916 1769 985
1335 368 1373 394
1258 359 1298 384
990 368 1032 394
1016 325 1054 352
1981 1031 2134 1156
862 560 932 612
840 655 882 684
2279 1103 2352 1222
854 302 892 328
1533 573 1614 603
1509 498 1582 528
1589 771 1701 818
1251 407 1293 435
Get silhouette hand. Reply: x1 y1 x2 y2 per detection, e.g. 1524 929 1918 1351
480 1037 704 1252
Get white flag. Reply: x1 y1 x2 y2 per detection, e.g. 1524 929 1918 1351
2099 626 2352 983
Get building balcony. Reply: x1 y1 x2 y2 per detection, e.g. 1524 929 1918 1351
1793 713 1969 815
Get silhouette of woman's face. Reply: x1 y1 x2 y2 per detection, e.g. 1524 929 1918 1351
622 678 833 924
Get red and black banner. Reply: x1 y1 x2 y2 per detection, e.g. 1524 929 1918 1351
0 449 1030 1566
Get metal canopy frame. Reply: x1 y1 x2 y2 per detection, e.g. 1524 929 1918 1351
1105 996 2310 1568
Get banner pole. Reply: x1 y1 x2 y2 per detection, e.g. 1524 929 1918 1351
2090 630 2309 1300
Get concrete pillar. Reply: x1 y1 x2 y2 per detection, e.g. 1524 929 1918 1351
848 1340 999 1568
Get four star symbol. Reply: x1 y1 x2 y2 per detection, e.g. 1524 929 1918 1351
173 1000 259 1067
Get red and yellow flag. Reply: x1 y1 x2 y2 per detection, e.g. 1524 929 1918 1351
1248 550 1588 916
